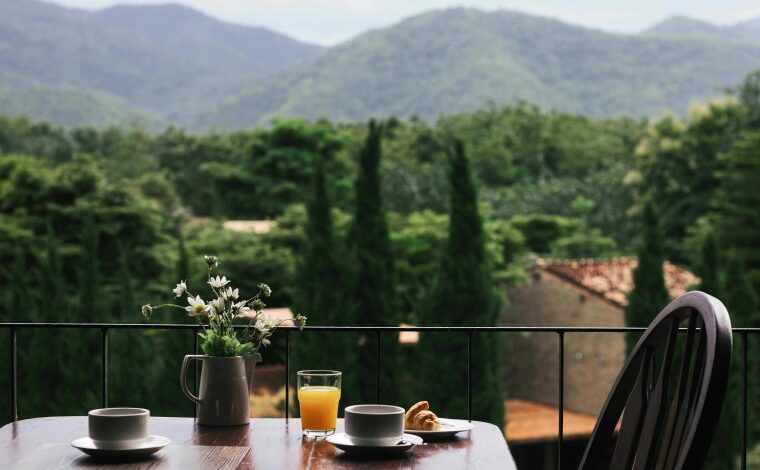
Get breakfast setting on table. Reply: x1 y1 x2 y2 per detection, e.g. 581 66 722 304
68 371 476 462
0 258 514 469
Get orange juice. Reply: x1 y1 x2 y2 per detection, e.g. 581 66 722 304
298 386 341 430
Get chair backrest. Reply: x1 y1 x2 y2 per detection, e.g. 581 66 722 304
578 291 733 470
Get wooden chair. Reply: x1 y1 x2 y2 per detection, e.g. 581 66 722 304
578 291 733 470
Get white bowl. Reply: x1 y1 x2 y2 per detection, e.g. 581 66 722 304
88 408 149 449
344 404 404 446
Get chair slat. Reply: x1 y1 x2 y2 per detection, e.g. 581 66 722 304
631 318 679 470
675 325 708 457
610 348 651 469
659 311 698 469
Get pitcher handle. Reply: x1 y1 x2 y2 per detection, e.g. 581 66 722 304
181 355 206 404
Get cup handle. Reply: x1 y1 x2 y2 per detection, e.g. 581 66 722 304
180 355 205 404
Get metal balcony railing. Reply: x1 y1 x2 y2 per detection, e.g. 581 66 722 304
0 323 757 469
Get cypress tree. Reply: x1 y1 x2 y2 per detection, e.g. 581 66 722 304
295 150 356 407
625 200 669 352
697 231 722 298
419 139 503 426
77 216 100 322
697 239 739 470
176 231 190 283
117 241 135 320
724 255 760 445
351 120 398 403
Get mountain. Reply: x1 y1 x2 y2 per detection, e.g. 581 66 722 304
1 2 760 129
0 0 322 126
645 15 760 44
93 4 321 79
201 8 760 128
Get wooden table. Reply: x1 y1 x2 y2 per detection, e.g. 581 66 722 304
0 417 516 469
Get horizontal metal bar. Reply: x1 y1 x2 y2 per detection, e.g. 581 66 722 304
3 323 759 333
1 323 760 335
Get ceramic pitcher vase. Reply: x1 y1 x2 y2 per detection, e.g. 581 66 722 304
180 353 261 426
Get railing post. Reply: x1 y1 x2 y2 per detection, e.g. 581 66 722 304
10 327 17 422
101 328 109 408
285 330 290 421
558 331 564 470
742 331 748 470
467 330 473 422
193 330 199 419
375 331 381 403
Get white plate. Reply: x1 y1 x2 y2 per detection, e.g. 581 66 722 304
71 435 170 459
404 418 475 439
326 432 422 456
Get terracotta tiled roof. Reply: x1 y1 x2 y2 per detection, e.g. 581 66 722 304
186 218 276 234
399 323 419 345
240 307 295 323
536 258 700 307
223 220 276 234
505 399 599 443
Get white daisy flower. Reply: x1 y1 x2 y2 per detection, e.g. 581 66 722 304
261 316 276 329
173 280 187 298
210 297 226 314
222 287 239 300
232 301 250 317
208 276 230 289
236 307 252 317
254 319 270 334
185 296 209 316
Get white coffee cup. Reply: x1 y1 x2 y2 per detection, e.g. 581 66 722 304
344 404 404 446
88 408 150 449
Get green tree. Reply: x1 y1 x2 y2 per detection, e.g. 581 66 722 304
293 150 357 407
696 236 740 470
715 132 760 292
419 139 503 425
351 120 398 403
697 231 722 297
739 70 760 129
635 101 745 263
625 201 669 352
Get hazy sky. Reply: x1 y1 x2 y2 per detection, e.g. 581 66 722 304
49 0 760 45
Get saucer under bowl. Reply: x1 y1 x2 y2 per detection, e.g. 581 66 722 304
326 432 422 457
71 435 170 459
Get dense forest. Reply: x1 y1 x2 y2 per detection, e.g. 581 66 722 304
0 68 759 468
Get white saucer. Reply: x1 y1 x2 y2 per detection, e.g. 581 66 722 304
404 418 475 440
326 433 422 456
71 435 170 459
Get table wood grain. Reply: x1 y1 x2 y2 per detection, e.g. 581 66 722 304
0 417 516 469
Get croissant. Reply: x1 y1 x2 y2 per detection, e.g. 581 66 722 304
404 401 442 430
413 410 442 430
404 401 429 428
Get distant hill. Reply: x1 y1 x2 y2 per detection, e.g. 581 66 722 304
0 0 323 127
93 4 321 79
0 86 164 129
645 15 760 44
1 1 759 129
202 8 760 128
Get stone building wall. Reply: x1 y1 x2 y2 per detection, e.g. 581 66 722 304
501 270 627 416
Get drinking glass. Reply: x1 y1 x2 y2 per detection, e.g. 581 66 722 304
297 370 342 437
